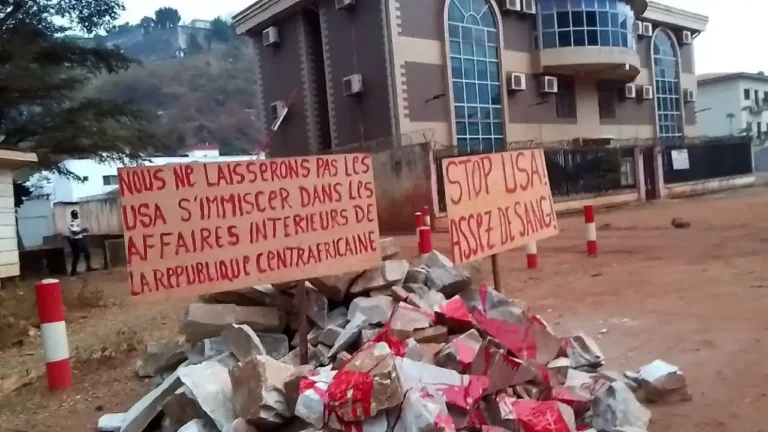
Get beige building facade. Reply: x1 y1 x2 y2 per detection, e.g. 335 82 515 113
234 0 708 156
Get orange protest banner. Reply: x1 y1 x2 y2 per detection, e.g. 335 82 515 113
442 149 559 265
119 154 381 301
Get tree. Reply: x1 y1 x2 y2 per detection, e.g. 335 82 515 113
139 16 156 35
88 42 265 155
154 7 181 30
210 17 233 43
0 0 162 177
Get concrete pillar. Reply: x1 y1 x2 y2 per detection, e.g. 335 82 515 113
654 146 667 198
633 146 646 202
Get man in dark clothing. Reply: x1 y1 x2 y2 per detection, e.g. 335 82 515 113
68 209 96 276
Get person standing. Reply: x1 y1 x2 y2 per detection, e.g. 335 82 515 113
68 209 96 276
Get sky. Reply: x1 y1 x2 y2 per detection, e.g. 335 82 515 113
119 0 761 75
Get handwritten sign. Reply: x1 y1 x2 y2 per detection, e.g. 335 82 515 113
442 149 558 264
119 154 381 300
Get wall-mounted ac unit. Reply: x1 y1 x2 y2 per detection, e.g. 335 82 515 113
642 22 653 37
684 88 696 103
271 103 288 131
501 0 522 12
263 26 279 47
506 72 526 92
641 85 653 100
270 101 286 121
681 30 693 45
539 76 558 94
624 83 637 99
336 0 355 10
632 21 643 36
522 0 536 14
343 74 364 96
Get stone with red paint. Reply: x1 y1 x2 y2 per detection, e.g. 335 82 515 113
435 329 483 373
392 386 455 432
469 340 538 394
341 342 403 422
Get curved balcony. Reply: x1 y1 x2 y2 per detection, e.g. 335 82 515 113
535 0 644 80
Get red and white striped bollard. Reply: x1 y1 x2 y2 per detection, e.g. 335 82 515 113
526 242 538 269
35 279 72 391
422 206 432 230
584 205 597 257
418 227 433 255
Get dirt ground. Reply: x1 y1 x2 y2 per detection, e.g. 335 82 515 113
1 187 767 431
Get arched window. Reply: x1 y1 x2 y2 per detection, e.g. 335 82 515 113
447 0 504 154
653 30 683 138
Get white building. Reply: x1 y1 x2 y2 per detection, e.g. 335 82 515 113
17 145 264 247
188 19 212 29
697 72 768 143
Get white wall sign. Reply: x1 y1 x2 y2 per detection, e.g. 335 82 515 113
671 149 690 170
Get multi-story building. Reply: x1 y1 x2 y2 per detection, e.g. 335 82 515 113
233 0 707 157
697 72 768 144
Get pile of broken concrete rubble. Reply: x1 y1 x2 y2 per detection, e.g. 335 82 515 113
100 238 691 432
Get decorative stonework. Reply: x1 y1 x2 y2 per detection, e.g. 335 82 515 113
318 8 339 149
297 18 321 154
251 38 267 141
382 0 398 140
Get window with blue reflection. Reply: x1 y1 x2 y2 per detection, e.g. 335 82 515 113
653 30 682 138
448 0 505 154
538 0 635 50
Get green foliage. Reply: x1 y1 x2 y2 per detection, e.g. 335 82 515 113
210 17 233 43
139 16 155 35
0 0 163 177
154 7 181 30
87 43 265 155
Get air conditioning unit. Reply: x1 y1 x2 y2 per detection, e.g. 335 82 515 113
343 73 364 96
633 21 643 36
641 85 653 100
506 72 526 91
681 30 693 45
684 88 696 103
336 0 355 10
522 0 536 14
624 83 637 99
263 26 279 47
501 0 522 12
539 76 558 94
270 101 286 121
642 22 653 37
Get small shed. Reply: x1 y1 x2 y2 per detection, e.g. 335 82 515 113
53 188 123 236
0 149 39 279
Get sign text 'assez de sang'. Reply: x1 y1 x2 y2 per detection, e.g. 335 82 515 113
443 149 559 264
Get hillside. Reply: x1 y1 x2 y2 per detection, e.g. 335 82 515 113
85 42 264 155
